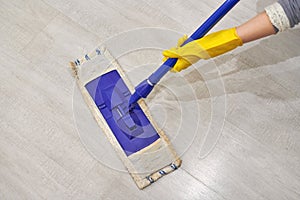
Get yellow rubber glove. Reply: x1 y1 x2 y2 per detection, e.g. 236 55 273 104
163 27 243 72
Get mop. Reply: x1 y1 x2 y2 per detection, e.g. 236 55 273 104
70 0 240 189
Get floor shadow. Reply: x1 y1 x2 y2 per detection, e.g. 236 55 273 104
152 28 300 102
144 28 300 164
216 28 300 77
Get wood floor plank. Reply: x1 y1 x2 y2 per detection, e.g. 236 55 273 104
217 50 300 157
182 122 300 200
0 0 58 52
43 0 183 39
1 0 300 199
0 2 227 199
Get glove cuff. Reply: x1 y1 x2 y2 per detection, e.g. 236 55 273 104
196 27 243 59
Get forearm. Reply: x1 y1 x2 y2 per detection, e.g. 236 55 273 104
236 12 276 43
236 0 300 44
162 0 300 72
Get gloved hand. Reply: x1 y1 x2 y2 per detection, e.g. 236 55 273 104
163 27 243 72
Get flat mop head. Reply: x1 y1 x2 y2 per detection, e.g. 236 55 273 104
70 46 181 189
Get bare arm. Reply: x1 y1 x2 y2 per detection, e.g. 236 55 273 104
236 0 300 43
162 0 299 72
236 12 276 43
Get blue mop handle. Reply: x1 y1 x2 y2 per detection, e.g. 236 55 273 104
148 0 240 84
129 0 240 107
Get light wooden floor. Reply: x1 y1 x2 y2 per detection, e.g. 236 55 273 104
1 0 300 199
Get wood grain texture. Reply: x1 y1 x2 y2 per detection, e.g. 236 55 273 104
0 0 299 199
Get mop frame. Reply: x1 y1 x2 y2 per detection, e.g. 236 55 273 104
70 46 181 189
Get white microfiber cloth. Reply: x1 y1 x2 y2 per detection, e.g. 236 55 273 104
70 46 181 189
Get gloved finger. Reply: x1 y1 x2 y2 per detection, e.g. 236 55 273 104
162 56 167 62
162 47 181 66
177 34 188 47
171 59 191 72
163 54 190 73
170 67 180 73
162 35 187 63
162 48 181 59
161 55 173 63
162 54 181 73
